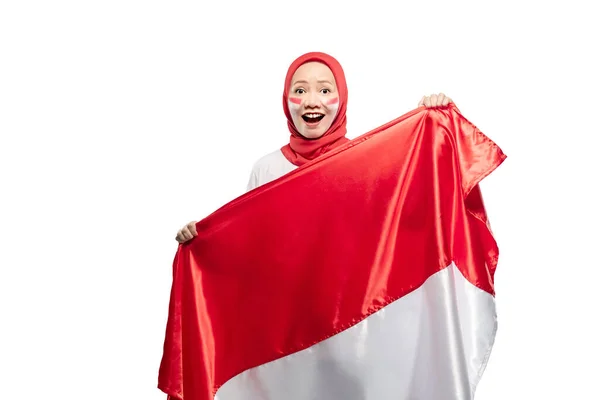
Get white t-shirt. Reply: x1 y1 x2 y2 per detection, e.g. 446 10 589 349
246 149 298 192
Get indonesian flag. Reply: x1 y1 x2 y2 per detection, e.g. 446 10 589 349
158 104 506 400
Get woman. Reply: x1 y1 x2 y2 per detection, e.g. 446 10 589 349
175 52 453 243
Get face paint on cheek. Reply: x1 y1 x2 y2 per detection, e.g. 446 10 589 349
326 97 339 107
326 97 339 118
288 97 302 112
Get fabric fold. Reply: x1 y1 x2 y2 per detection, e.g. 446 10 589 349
158 104 506 400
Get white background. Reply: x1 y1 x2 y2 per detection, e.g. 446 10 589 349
1 0 598 398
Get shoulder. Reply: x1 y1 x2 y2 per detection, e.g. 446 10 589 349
250 148 292 173
247 148 297 191
252 148 288 167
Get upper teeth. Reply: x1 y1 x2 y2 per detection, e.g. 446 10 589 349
304 113 323 118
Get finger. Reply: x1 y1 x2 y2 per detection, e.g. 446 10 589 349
178 228 189 241
187 221 198 236
430 94 439 107
176 231 185 243
437 93 447 106
184 228 195 241
423 96 431 107
180 230 191 241
418 96 425 107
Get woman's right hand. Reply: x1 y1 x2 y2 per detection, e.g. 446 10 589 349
175 221 197 243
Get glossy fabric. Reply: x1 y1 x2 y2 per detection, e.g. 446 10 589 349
214 263 497 400
158 105 506 400
280 52 350 166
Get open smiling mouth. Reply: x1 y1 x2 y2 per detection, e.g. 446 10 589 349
302 113 325 124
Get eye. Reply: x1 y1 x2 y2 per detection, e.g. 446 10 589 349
295 88 306 94
320 88 331 94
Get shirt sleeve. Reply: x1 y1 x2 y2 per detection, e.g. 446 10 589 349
246 169 258 192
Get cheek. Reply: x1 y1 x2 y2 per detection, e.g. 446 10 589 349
326 97 339 107
326 97 339 118
288 97 302 114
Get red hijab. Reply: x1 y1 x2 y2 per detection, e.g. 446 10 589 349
281 52 350 166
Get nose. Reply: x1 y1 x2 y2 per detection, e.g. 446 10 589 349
305 91 320 108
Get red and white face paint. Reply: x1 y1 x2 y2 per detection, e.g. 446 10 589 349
287 62 339 139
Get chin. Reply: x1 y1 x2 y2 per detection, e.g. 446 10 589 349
298 129 327 139
299 130 326 139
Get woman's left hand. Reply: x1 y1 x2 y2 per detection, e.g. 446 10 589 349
418 93 453 108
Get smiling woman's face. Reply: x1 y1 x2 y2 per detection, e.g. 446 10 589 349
288 62 339 139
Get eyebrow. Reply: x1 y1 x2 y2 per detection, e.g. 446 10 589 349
292 79 334 86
